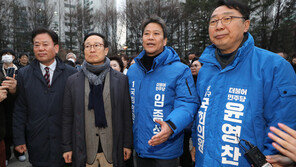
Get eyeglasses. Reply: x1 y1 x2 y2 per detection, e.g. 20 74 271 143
84 43 104 50
209 16 245 27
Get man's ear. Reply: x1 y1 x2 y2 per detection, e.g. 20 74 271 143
244 20 250 33
163 38 167 46
54 44 59 54
104 47 109 56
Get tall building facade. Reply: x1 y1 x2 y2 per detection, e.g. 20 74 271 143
1 0 125 55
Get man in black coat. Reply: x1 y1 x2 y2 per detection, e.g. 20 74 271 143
62 33 133 167
13 27 76 166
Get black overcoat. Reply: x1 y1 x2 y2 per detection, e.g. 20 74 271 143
13 58 76 166
62 69 133 167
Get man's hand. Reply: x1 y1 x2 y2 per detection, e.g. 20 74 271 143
15 144 27 153
268 123 296 162
190 146 196 162
1 74 17 94
123 148 132 161
266 155 294 167
63 151 72 163
148 119 173 146
0 86 8 102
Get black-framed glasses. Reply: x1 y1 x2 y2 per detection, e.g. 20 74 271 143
84 43 104 50
209 16 245 27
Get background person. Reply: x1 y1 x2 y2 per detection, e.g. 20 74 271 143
189 57 202 84
188 53 196 64
65 52 77 64
121 54 129 74
18 53 29 68
109 56 124 72
0 49 22 165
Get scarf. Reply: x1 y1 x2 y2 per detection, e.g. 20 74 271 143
82 57 110 85
82 58 110 128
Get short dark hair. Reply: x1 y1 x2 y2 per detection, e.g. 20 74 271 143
190 57 203 67
216 0 250 20
120 54 129 61
109 56 124 72
19 53 29 59
141 15 168 38
0 48 16 57
32 27 59 45
83 32 109 50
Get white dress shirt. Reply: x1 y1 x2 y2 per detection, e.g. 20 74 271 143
40 59 57 85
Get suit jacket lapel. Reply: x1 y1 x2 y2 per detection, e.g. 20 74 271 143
52 59 65 85
32 61 47 86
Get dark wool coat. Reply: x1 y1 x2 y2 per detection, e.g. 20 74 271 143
0 63 18 145
13 58 76 166
62 69 133 167
0 72 5 140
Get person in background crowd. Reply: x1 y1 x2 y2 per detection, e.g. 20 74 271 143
277 52 288 60
0 72 9 167
127 55 136 69
18 53 29 68
62 33 132 167
121 54 129 74
13 27 76 167
127 15 197 167
65 52 82 71
0 49 23 165
189 57 203 84
65 52 77 64
188 53 196 64
191 0 296 166
64 60 76 67
109 56 124 72
122 55 136 75
1 49 18 76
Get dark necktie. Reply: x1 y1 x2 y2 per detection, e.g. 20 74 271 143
44 67 50 87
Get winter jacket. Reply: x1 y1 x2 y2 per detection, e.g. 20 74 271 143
13 58 76 166
127 46 198 159
193 33 296 166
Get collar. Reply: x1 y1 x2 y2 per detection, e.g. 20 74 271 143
39 59 57 71
199 32 254 67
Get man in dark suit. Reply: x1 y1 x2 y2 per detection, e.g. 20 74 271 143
13 27 77 166
62 33 133 167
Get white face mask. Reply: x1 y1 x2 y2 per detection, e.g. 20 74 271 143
1 54 13 63
68 58 76 63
